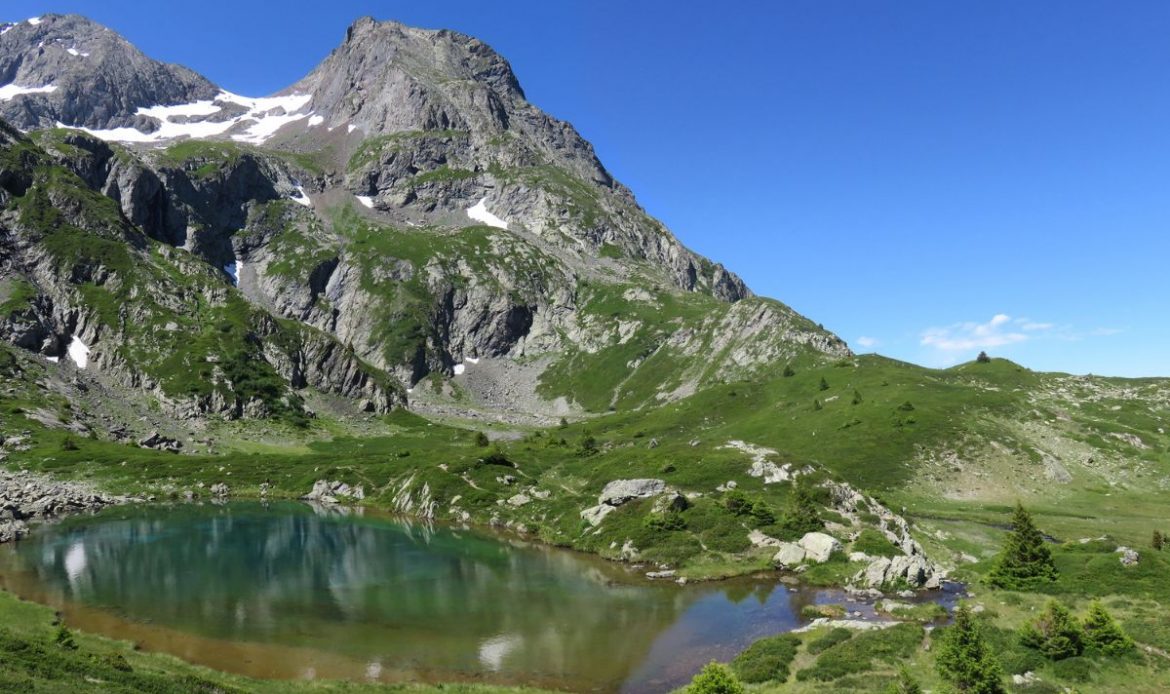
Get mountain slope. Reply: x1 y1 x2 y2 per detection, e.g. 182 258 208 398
0 14 849 428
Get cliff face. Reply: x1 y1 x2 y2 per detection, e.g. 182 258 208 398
0 14 849 427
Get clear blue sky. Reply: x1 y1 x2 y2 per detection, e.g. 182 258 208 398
11 1 1170 376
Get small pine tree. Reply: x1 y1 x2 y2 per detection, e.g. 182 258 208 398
1020 599 1083 660
686 662 745 694
987 503 1057 589
558 417 568 429
1081 600 1134 656
819 377 830 391
54 624 77 651
783 364 795 377
976 351 992 363
935 605 1005 694
1153 530 1164 551
885 666 923 694
851 389 863 405
473 431 490 447
782 480 823 536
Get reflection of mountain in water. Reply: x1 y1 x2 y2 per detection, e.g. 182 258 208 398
2 503 703 688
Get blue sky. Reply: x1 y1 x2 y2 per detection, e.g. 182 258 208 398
9 1 1169 376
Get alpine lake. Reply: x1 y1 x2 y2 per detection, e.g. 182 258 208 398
0 502 960 692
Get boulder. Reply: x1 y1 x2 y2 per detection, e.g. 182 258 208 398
773 543 807 568
598 479 667 507
506 493 532 507
798 532 842 563
651 491 689 514
209 482 229 498
1117 546 1140 566
748 460 793 484
580 504 616 527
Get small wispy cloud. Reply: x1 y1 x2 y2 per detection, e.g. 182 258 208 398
920 313 1031 352
856 336 878 348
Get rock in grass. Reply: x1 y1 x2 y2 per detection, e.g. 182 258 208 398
773 542 807 568
798 532 842 562
597 478 666 506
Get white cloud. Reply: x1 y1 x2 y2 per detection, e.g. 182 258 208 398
856 336 878 348
920 314 1031 352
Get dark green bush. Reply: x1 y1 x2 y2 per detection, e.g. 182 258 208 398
730 634 800 683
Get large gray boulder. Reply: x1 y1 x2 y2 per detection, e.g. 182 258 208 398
798 532 842 563
772 543 807 568
598 479 667 507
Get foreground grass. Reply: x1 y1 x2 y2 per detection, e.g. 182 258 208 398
0 589 547 694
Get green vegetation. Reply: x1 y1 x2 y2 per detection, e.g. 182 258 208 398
729 633 799 683
1021 599 1083 660
934 605 1005 693
796 623 923 682
987 503 1057 589
684 662 744 694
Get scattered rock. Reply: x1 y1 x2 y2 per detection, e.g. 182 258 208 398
580 504 616 527
597 479 667 506
798 532 842 563
137 430 182 453
209 482 229 498
301 479 365 504
506 493 531 507
773 543 807 568
1117 546 1140 566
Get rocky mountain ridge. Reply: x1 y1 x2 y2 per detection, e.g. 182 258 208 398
0 13 849 430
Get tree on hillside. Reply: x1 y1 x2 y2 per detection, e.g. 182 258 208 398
987 503 1057 589
976 351 992 363
935 605 1005 694
783 364 795 377
781 479 823 536
1153 530 1164 551
685 662 745 694
819 377 830 391
1081 600 1134 656
1020 599 1082 660
886 666 923 694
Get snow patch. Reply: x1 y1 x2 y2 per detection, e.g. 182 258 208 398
347 124 357 134
27 17 42 26
65 46 89 57
467 197 508 230
0 83 58 101
453 364 466 376
59 90 313 145
355 195 374 209
465 357 480 365
290 187 312 207
46 356 59 364
307 115 324 127
67 336 90 369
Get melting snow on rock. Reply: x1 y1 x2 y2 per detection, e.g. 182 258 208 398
467 197 508 229
57 91 314 145
67 336 90 369
355 195 374 209
453 364 466 376
26 17 42 26
0 83 58 101
291 187 312 207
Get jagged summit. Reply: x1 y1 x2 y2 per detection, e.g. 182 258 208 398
0 14 218 130
0 13 849 429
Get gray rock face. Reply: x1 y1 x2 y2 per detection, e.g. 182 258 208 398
597 478 667 506
798 532 842 563
772 543 807 568
0 14 219 130
0 467 124 543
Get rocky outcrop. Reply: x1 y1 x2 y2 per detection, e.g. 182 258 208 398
0 468 125 542
581 478 670 527
302 479 366 504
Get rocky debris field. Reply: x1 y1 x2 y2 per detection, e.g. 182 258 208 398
0 468 126 542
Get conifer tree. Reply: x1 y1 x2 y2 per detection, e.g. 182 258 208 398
935 605 1005 694
987 503 1057 589
781 480 823 536
1020 599 1082 660
885 666 923 694
1081 600 1134 656
1153 530 1164 551
819 376 830 391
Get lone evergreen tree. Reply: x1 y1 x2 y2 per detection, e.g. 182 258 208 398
685 662 745 694
885 666 923 694
783 364 796 377
1081 600 1134 656
976 351 992 363
819 377 830 391
852 389 863 405
781 480 823 536
987 503 1057 589
935 605 1005 694
1020 599 1082 660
